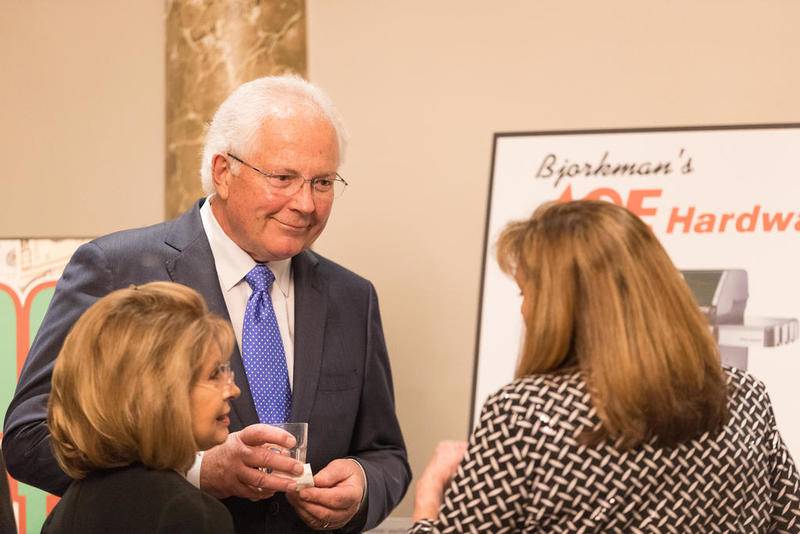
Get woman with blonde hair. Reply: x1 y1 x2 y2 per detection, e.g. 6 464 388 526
43 281 242 533
411 200 799 532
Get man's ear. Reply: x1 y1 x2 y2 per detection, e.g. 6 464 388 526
212 153 232 200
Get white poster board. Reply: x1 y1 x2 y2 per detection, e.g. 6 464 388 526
472 124 800 463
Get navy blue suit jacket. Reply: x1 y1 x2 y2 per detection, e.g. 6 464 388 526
3 200 411 533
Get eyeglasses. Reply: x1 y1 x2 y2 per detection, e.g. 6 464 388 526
198 361 235 391
226 153 348 198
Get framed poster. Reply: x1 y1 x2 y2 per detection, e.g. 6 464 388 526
472 124 800 463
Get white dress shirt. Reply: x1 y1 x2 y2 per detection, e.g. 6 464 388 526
187 196 295 486
199 196 295 386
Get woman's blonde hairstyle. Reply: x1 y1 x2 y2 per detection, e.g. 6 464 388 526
497 200 728 448
48 281 235 479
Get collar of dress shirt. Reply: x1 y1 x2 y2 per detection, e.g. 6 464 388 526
200 197 291 296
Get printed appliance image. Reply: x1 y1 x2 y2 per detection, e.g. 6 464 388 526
681 269 799 370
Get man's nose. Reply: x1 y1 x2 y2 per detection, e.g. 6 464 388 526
290 180 316 213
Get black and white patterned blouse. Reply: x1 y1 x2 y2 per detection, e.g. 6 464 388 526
410 367 799 533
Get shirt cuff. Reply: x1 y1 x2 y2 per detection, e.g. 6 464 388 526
346 458 368 509
185 451 204 488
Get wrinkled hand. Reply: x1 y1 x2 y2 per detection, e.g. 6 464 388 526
286 458 365 531
412 440 468 522
200 424 305 500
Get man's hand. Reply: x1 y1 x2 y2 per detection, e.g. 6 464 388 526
200 423 305 500
412 440 468 522
286 458 365 531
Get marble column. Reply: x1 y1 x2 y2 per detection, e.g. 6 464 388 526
165 0 307 219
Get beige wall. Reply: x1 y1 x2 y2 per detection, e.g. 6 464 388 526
306 0 800 517
3 0 800 521
0 0 164 238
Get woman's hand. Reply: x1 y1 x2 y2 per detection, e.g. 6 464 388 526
411 440 468 522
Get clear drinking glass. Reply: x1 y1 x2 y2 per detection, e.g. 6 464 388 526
265 422 313 488
272 422 308 463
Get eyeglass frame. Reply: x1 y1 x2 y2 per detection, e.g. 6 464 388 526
197 360 235 391
226 152 348 197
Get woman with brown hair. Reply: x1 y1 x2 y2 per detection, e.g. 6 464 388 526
42 282 244 533
410 200 799 532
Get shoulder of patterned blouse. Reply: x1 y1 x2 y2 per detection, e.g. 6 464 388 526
721 364 771 412
481 370 588 418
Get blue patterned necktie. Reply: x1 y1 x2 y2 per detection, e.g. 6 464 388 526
241 264 292 424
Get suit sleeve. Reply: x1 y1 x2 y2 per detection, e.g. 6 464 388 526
2 241 113 495
343 283 412 532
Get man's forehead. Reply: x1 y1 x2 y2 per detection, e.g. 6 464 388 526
247 111 339 168
260 94 325 121
259 107 334 132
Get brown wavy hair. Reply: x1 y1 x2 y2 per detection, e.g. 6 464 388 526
496 200 728 448
48 281 234 478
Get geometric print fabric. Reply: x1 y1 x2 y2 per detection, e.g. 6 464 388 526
410 367 800 533
241 264 291 424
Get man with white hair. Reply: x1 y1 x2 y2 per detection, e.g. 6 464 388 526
3 76 411 533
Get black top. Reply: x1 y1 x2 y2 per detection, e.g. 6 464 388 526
41 464 233 534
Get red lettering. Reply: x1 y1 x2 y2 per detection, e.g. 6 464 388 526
556 187 661 224
735 205 761 232
718 213 735 232
762 211 794 231
695 213 715 233
557 185 573 202
626 189 662 220
584 187 623 205
667 206 694 233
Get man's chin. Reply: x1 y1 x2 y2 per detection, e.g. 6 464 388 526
250 243 308 263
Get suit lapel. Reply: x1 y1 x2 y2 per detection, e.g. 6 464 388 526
163 200 259 429
291 250 326 424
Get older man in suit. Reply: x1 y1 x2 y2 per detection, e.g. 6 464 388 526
3 76 410 533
